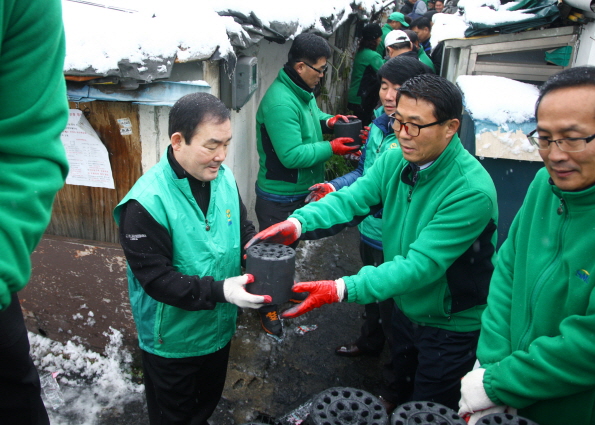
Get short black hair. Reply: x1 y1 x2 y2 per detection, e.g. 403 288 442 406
403 30 418 44
535 66 595 116
399 74 463 122
411 17 432 31
388 41 412 51
403 30 419 52
288 33 331 67
435 0 444 4
378 56 432 86
168 92 230 144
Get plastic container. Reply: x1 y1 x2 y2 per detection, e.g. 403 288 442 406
245 243 296 304
40 372 65 410
334 118 363 148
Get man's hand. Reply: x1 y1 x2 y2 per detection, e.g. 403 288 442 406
327 114 357 129
330 137 359 155
305 183 335 203
360 126 371 144
343 150 362 162
223 274 272 309
458 369 496 418
281 279 345 318
244 217 302 250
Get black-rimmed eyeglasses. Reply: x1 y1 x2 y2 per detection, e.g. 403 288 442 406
526 129 595 153
389 113 447 137
301 61 328 75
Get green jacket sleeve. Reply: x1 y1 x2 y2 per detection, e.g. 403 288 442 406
291 150 496 304
477 216 518 372
262 103 333 169
0 0 69 309
370 53 385 72
481 241 595 408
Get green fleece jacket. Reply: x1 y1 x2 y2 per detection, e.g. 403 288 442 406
256 68 333 196
478 167 595 424
376 23 393 56
292 134 498 332
0 0 69 309
348 48 385 105
418 48 436 72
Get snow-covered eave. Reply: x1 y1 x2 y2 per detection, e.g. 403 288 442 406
63 0 385 82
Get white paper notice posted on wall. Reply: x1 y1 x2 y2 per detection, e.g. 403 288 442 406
60 109 115 189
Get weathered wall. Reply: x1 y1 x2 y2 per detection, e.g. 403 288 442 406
575 21 595 65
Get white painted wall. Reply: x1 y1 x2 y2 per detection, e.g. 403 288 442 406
575 21 595 66
226 41 292 224
136 31 352 225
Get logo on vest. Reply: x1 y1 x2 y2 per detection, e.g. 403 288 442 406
226 209 232 226
576 269 590 283
126 234 147 241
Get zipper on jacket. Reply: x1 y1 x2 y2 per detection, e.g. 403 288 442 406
518 197 569 350
205 218 210 231
557 197 566 215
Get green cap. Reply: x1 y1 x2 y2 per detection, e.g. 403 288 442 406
388 12 410 27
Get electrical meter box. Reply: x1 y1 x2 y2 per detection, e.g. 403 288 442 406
220 56 258 111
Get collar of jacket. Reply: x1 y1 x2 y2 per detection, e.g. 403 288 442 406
400 132 463 186
372 111 393 136
279 65 315 104
549 175 595 211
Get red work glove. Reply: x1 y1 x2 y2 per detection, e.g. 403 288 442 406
281 278 346 318
305 183 336 203
244 217 302 250
360 126 371 144
330 137 359 155
326 114 357 129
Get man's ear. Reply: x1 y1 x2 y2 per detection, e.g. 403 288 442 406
171 132 184 151
445 118 460 138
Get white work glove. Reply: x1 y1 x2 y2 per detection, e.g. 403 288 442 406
466 406 518 425
223 274 271 309
458 368 496 418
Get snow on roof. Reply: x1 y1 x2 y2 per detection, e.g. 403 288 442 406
428 0 542 48
457 74 539 125
458 0 535 26
63 0 384 78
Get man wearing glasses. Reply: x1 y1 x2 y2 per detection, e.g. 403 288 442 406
254 32 359 338
459 67 595 425
247 74 498 410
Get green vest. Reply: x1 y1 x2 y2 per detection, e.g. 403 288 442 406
114 153 240 358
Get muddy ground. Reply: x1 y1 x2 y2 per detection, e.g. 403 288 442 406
216 227 391 424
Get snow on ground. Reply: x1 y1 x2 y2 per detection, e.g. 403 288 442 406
30 328 144 425
456 75 539 125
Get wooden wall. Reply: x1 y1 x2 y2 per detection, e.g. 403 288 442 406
45 101 142 244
